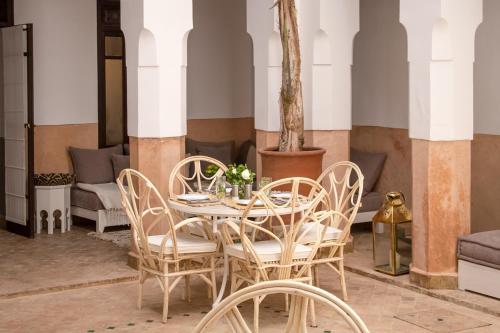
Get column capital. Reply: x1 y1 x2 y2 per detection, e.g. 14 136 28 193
122 0 192 138
400 0 483 141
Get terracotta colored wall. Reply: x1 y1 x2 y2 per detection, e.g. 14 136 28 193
34 123 98 174
471 134 500 232
186 117 256 153
350 126 412 205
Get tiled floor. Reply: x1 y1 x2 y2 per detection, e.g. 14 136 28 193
346 227 500 317
1 225 499 332
1 270 499 332
0 224 136 298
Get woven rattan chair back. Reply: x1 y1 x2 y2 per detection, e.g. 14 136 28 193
117 169 183 268
169 155 228 197
194 280 370 333
316 161 364 245
222 177 331 281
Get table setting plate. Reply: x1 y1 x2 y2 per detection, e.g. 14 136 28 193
177 193 210 201
235 198 264 206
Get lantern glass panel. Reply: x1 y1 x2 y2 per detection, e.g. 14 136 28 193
373 221 412 276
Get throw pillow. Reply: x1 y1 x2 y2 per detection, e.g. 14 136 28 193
69 145 122 184
350 148 387 196
111 154 130 184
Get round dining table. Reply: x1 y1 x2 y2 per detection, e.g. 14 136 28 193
167 197 310 307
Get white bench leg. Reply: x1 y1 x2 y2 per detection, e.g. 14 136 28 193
66 208 72 231
36 211 41 234
48 216 54 235
61 211 66 233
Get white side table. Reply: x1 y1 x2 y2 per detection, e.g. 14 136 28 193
36 184 71 234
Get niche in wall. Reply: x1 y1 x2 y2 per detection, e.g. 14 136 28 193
186 0 254 158
351 0 411 202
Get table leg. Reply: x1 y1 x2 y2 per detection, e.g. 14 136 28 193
213 237 229 307
211 216 231 308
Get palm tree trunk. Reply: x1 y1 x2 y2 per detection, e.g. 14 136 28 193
278 0 304 152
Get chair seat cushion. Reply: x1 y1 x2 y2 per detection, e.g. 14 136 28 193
457 231 500 270
148 233 217 254
227 240 312 262
297 223 342 244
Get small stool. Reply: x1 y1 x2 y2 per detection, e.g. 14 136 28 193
36 184 71 234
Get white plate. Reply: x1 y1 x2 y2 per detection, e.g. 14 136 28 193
236 199 264 206
177 193 210 201
271 192 292 199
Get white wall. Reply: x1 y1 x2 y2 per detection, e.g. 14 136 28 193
352 0 409 129
14 0 97 125
475 0 500 135
187 0 253 120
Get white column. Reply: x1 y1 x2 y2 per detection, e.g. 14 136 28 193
400 0 482 288
121 0 192 139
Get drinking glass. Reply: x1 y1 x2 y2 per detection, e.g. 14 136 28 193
216 176 226 199
259 176 272 194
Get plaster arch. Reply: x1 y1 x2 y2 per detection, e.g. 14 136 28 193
313 29 331 65
432 18 452 60
268 32 282 67
351 0 411 203
138 28 158 67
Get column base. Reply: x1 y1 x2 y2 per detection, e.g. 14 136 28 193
410 266 458 289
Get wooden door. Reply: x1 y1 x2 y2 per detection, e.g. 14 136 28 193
2 24 34 237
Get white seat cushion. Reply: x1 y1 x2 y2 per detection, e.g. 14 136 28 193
147 233 217 254
226 239 312 262
297 223 342 244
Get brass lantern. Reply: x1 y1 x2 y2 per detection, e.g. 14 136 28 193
372 192 412 276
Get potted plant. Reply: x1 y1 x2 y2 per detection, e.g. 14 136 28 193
259 0 325 181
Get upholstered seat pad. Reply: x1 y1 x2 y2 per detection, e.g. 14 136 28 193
227 240 312 262
458 231 500 270
148 233 217 254
297 223 342 244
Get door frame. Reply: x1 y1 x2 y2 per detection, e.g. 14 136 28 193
97 0 127 148
5 24 35 238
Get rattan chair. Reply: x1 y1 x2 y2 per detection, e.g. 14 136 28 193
168 155 228 197
194 280 370 333
117 169 218 323
220 177 331 332
311 161 364 301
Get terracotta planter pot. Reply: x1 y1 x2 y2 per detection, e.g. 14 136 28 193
259 147 326 181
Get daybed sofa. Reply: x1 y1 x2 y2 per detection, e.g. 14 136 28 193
69 144 130 233
458 230 500 298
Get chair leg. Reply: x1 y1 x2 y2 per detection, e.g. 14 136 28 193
230 260 237 293
314 264 320 287
185 274 191 303
339 259 348 301
253 272 260 333
162 265 170 323
208 256 217 301
137 266 143 310
307 267 317 328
